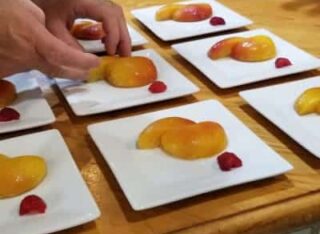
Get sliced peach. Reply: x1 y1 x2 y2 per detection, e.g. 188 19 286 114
137 117 195 149
0 80 17 108
156 4 184 21
172 3 213 22
161 121 228 160
231 35 276 62
0 155 47 198
71 21 105 40
105 56 157 88
208 37 245 60
87 56 117 82
294 87 320 115
88 56 157 87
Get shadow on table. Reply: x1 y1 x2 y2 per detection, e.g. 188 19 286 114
282 0 320 15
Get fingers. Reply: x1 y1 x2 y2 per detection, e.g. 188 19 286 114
103 16 120 55
38 63 90 80
34 26 99 79
117 18 131 56
46 19 84 51
76 0 132 56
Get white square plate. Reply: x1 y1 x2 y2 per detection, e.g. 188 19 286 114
75 19 147 53
88 100 293 210
131 0 252 41
55 49 199 116
240 76 320 158
0 130 100 234
172 28 320 88
0 73 55 134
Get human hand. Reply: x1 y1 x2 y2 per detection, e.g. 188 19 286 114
34 0 132 56
0 0 99 80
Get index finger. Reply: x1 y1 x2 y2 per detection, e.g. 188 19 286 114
76 1 132 56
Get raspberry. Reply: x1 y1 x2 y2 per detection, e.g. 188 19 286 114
0 107 20 122
19 195 47 216
217 152 242 171
275 57 292 68
210 17 226 26
148 81 167 93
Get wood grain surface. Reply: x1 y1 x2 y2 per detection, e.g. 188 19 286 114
1 0 320 233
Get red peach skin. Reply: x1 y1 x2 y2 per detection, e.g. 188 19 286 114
71 21 105 40
208 37 245 60
0 80 17 108
173 4 213 22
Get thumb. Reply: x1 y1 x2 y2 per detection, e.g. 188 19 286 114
34 25 99 77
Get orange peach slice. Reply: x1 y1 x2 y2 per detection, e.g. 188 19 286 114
231 35 276 62
88 56 157 87
87 56 117 82
208 37 245 60
137 117 195 149
0 155 47 198
156 4 184 21
105 56 157 88
0 80 17 108
173 4 213 22
161 121 228 160
294 87 320 115
71 21 105 40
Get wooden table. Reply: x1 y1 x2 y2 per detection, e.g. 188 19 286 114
2 0 320 233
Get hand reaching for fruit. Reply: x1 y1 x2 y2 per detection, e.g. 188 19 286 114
0 0 100 80
0 154 47 198
156 3 213 22
33 0 131 56
208 35 277 62
294 87 320 115
137 117 228 160
88 56 157 88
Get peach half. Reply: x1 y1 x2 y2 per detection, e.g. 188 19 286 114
156 4 184 21
231 35 277 62
71 21 105 40
88 56 157 88
0 79 17 108
294 87 320 115
137 117 195 149
156 3 213 22
160 121 228 160
0 155 47 198
208 37 245 60
208 35 277 62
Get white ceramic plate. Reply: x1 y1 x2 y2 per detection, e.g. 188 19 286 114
75 19 147 53
55 49 199 116
131 0 252 41
0 73 55 134
172 28 320 88
240 76 320 158
0 130 100 234
88 100 293 210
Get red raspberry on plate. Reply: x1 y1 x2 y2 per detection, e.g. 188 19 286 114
19 195 47 216
275 57 292 68
0 107 20 122
210 17 226 26
148 81 167 93
217 152 242 171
